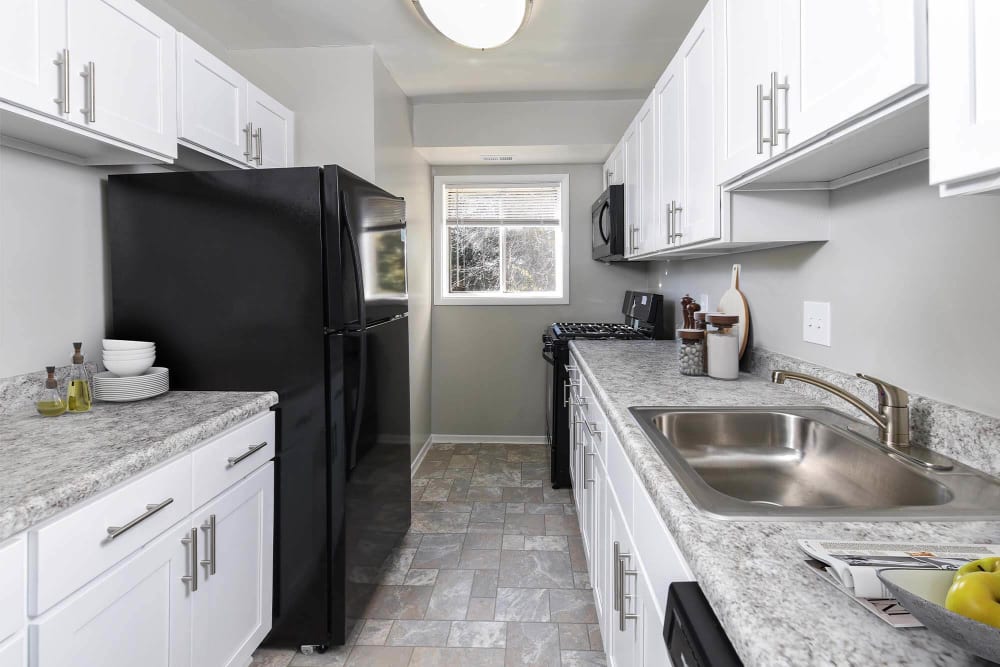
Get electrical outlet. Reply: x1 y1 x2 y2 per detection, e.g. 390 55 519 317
803 301 831 346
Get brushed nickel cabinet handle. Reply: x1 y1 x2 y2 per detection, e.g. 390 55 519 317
244 122 254 162
181 527 198 592
227 441 268 466
772 71 790 149
756 82 773 154
584 451 595 488
105 498 173 540
673 202 683 242
613 541 622 611
53 49 70 113
200 514 216 575
80 61 95 122
254 127 263 165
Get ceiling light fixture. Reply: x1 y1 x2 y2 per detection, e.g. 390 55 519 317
413 0 533 50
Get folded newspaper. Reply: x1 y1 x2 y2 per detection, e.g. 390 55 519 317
799 539 1000 628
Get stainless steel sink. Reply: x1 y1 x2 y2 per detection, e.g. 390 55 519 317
630 406 1000 520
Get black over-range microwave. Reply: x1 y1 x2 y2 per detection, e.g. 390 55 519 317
592 184 625 262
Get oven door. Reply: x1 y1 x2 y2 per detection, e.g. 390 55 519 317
592 184 625 262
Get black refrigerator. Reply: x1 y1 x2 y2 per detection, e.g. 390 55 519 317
107 166 412 652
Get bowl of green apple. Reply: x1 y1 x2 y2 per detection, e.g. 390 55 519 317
878 559 1000 663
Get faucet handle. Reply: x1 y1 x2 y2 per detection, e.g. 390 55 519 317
856 373 909 409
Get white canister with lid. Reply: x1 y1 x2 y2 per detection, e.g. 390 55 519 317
706 314 740 380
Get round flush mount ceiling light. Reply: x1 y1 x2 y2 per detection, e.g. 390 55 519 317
413 0 533 50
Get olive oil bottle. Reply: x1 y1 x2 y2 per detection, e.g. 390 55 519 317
35 366 66 417
67 342 93 413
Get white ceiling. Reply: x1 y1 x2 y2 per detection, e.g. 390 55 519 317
152 0 707 100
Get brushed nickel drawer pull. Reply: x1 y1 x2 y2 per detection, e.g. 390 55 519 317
227 441 268 466
181 527 198 592
200 514 217 575
105 498 173 540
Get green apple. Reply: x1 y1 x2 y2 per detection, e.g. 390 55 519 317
945 570 1000 629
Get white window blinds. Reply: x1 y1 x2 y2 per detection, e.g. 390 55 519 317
445 184 561 225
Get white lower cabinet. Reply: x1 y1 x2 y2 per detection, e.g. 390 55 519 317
191 464 274 667
12 413 274 667
572 355 695 667
31 522 193 667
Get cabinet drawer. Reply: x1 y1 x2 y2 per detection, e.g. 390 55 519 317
29 455 192 616
192 412 274 509
0 634 25 667
0 539 25 643
633 482 693 614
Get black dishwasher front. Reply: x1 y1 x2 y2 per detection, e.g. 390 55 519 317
663 582 743 667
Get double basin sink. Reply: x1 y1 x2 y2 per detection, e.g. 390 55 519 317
630 407 1000 521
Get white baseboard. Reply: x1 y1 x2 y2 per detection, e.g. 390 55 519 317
411 434 434 477
430 434 548 445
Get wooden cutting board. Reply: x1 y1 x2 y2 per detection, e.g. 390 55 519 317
718 264 750 358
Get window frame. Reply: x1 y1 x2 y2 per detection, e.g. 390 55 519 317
433 173 571 306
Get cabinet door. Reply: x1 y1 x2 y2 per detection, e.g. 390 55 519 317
32 522 193 667
680 6 720 247
714 0 780 183
604 142 623 189
637 573 669 667
929 0 1000 189
589 455 606 630
192 463 274 667
177 34 249 165
607 494 637 667
248 83 294 168
67 0 177 157
636 92 659 255
0 0 67 118
655 60 683 251
780 0 926 151
622 121 639 257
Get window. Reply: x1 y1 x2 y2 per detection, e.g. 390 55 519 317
434 174 570 305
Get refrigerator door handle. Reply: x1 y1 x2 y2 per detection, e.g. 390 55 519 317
340 191 367 331
346 328 367 471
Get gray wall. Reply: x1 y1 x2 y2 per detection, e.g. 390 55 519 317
646 162 1000 418
0 147 110 376
431 163 647 436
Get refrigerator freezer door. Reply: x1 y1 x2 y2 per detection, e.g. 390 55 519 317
324 167 408 331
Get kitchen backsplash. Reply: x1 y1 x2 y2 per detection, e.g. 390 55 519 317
747 347 1000 479
0 364 99 415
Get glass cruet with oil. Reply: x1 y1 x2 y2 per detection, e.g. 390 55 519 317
66 342 93 412
35 366 67 417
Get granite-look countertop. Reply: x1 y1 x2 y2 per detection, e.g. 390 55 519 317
570 340 1000 667
0 390 278 541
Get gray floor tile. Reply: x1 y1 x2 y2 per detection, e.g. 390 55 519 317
471 569 499 598
505 503 525 514
560 650 607 666
403 569 438 587
425 569 475 620
574 571 591 590
467 522 505 534
288 644 353 666
588 624 603 652
409 647 505 667
363 586 433 620
505 622 560 666
525 503 567 515
502 487 543 503
459 549 501 569
411 501 473 513
412 533 465 569
494 588 550 622
568 536 587 572
471 502 507 523
449 454 478 469
448 621 507 648
549 589 598 623
420 479 454 501
558 623 591 650
502 534 525 550
524 535 568 552
520 463 549 481
466 486 503 502
344 645 412 666
385 620 451 647
505 445 548 463
498 550 575 589
414 459 448 478
251 648 295 667
411 512 470 534
503 514 546 536
442 467 473 481
464 532 502 550
544 515 581 536
542 487 573 503
467 597 497 620
356 619 393 646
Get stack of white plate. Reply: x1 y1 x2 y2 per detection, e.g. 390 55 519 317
103 339 156 377
93 367 169 402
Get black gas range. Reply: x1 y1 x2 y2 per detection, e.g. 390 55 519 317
542 291 672 488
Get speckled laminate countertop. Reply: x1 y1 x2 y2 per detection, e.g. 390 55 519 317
0 390 278 542
570 339 1000 667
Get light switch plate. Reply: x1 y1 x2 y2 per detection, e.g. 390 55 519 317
803 301 831 346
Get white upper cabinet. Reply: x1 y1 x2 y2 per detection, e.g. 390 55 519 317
655 59 683 251
622 120 639 258
67 0 177 158
929 0 1000 196
779 0 927 151
635 92 659 254
0 0 67 118
714 0 781 183
247 83 294 168
177 34 249 166
678 7 719 248
603 142 623 189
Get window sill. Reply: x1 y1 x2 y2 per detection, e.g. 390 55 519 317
434 295 569 306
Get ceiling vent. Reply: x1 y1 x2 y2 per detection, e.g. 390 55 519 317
481 154 514 162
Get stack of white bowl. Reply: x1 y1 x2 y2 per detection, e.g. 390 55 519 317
95 340 169 402
103 339 156 376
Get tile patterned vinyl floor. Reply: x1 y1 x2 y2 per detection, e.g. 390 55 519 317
251 442 605 667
